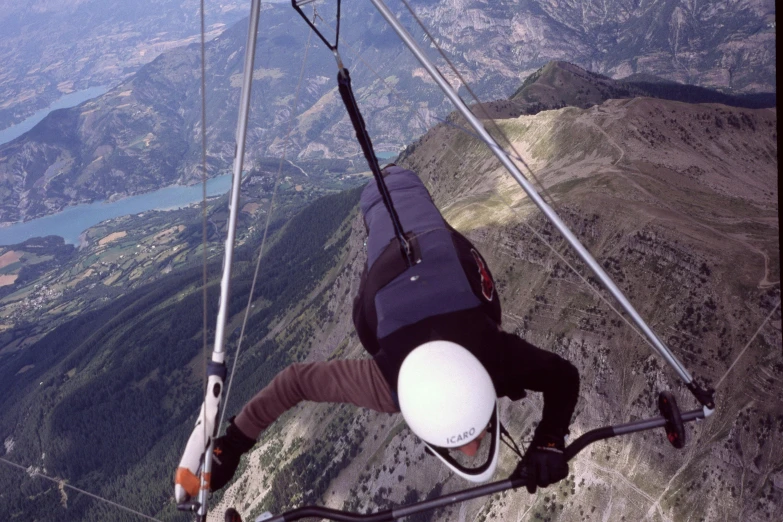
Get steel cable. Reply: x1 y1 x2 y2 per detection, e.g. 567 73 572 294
219 17 317 430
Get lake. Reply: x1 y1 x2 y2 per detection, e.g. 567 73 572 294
0 85 236 246
376 151 399 161
0 175 233 246
0 86 109 146
0 82 398 246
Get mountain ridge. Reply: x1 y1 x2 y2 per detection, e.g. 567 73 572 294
0 88 778 521
0 4 778 520
0 0 776 224
209 90 779 520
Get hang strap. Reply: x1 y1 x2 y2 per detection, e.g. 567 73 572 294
291 0 414 267
336 69 414 265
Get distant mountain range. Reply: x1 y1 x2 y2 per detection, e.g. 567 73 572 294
0 0 776 225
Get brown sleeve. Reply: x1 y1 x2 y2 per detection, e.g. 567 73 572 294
233 359 399 439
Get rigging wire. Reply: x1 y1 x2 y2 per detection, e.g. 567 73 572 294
714 300 781 390
198 0 211 478
499 422 525 459
0 457 164 522
375 1 657 352
219 16 317 429
398 0 558 208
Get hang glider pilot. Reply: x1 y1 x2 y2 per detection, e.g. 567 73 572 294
206 165 580 492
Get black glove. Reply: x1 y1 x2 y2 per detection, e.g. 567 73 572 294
517 435 568 494
210 419 256 492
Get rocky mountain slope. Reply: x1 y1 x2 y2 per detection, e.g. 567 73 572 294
0 1 775 224
0 67 778 520
211 92 780 520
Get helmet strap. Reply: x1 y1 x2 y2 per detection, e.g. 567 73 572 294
423 406 500 482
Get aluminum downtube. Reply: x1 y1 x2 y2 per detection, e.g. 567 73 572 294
368 0 693 385
196 1 262 518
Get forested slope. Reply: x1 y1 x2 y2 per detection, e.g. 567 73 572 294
0 187 361 521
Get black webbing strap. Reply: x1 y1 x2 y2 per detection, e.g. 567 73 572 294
290 0 413 267
337 69 413 266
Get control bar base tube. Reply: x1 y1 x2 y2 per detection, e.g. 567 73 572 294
367 0 710 405
564 408 705 461
258 409 707 522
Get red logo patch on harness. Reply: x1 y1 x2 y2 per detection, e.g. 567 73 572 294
471 249 494 301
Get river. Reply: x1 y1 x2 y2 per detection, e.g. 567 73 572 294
0 151 401 246
0 175 233 246
0 85 399 246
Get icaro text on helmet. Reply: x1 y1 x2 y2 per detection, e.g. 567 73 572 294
397 340 500 482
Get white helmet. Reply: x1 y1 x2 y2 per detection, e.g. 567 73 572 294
398 340 499 482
